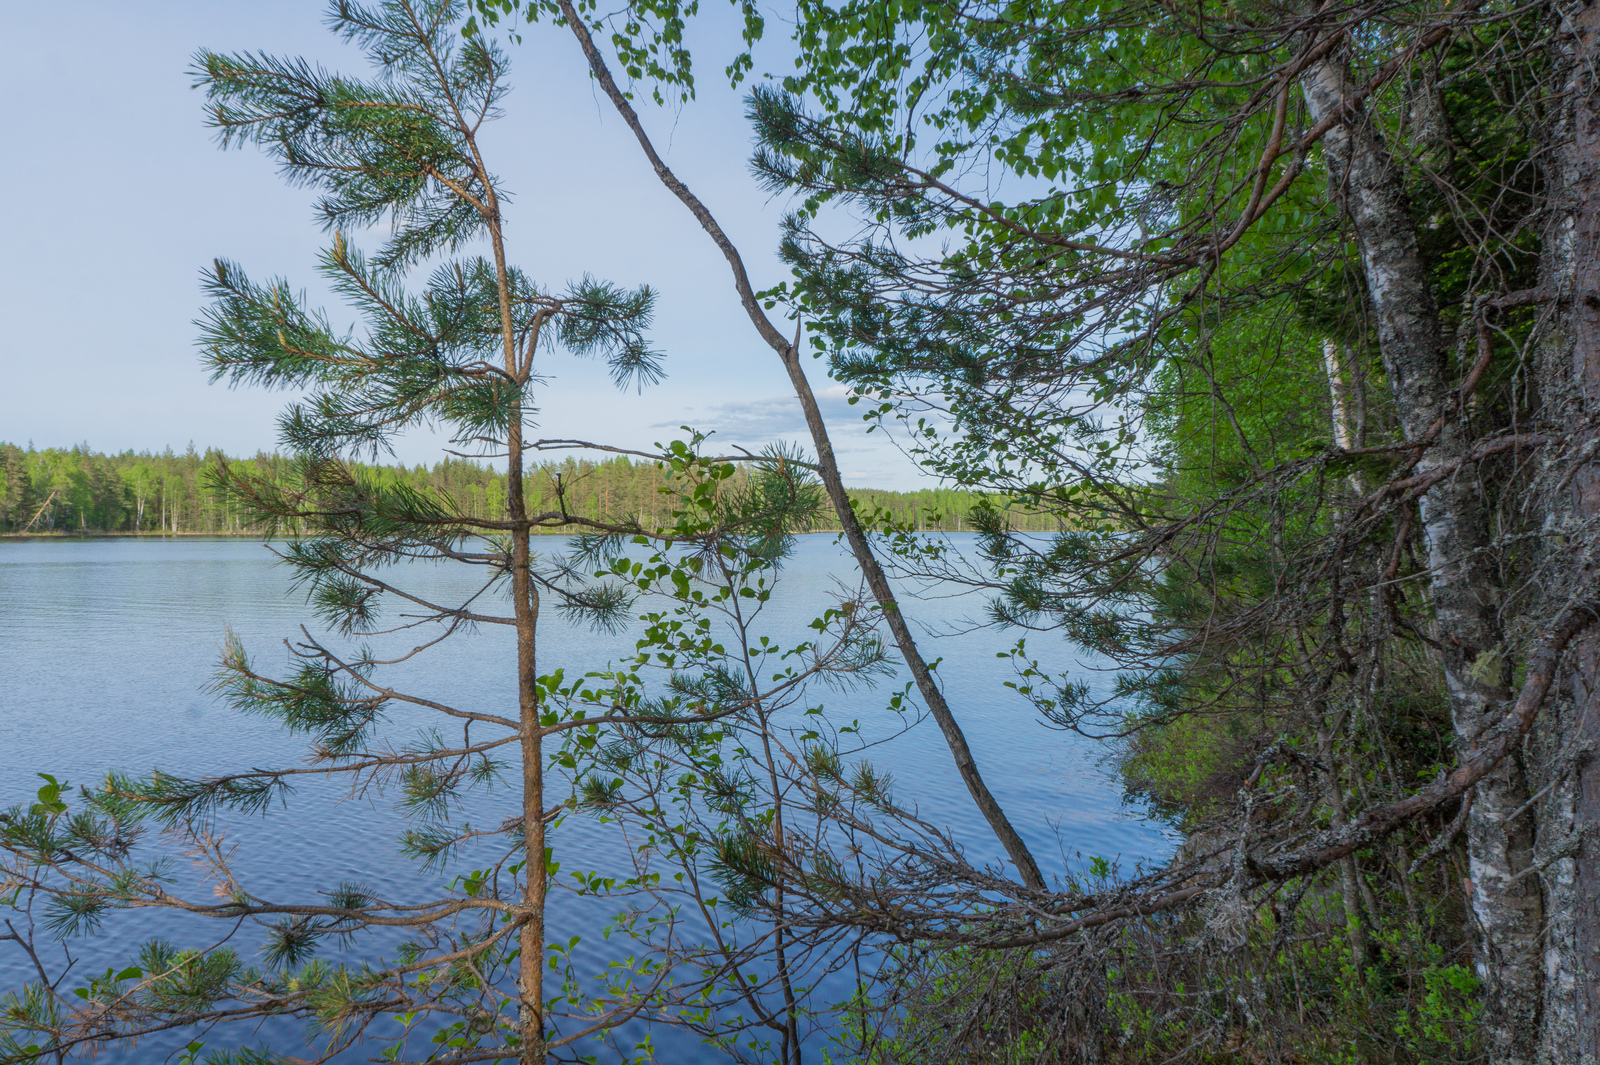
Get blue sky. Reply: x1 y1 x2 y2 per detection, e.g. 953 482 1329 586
0 2 927 487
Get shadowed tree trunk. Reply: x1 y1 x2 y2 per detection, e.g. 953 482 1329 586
1534 3 1600 1060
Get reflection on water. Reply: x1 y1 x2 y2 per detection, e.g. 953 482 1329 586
0 536 1172 1061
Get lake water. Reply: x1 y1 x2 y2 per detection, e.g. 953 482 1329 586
0 536 1173 1062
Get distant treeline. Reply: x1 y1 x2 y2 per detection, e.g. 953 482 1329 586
0 443 1064 536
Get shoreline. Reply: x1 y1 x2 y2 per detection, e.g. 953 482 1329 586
0 529 885 542
1 531 274 540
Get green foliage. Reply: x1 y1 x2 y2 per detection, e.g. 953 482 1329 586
845 891 1483 1065
471 0 767 104
198 3 507 271
826 944 1066 1065
0 442 252 535
1117 711 1256 827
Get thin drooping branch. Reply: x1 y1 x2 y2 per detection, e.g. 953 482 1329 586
553 0 1046 889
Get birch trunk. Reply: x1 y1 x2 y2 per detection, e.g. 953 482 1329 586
1323 339 1356 451
1300 46 1543 1062
1322 338 1367 451
1533 3 1600 1059
1320 350 1372 971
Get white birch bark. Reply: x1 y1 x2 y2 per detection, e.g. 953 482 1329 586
1300 44 1543 1063
1323 338 1356 451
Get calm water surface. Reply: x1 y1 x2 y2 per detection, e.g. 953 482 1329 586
0 536 1172 1061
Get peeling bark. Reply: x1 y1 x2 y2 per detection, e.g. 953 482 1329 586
1300 44 1543 1062
1533 3 1600 1060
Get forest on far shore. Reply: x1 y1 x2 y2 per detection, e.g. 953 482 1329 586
0 442 1063 536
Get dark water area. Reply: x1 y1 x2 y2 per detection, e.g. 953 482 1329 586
0 536 1174 1062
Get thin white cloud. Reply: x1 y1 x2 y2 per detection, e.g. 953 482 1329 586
657 385 862 442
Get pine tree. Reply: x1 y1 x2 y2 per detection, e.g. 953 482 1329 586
0 4 692 1062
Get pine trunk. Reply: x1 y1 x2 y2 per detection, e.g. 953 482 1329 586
509 420 547 1065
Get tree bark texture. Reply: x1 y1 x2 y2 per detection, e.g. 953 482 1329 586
487 201 549 1062
1300 46 1543 1063
1534 3 1600 1060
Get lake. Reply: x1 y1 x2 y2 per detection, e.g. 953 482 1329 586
0 536 1173 1062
